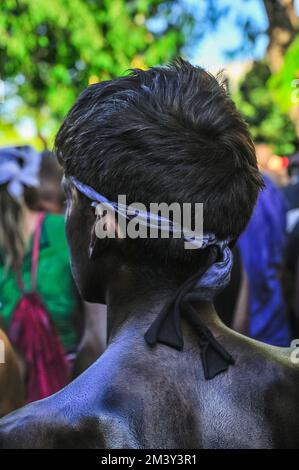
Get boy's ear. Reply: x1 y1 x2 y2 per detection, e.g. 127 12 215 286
88 205 123 261
88 222 103 261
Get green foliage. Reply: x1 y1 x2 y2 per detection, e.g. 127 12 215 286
234 60 297 155
268 35 299 113
1 0 297 150
0 0 194 144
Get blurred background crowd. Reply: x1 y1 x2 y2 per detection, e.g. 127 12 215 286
0 0 299 416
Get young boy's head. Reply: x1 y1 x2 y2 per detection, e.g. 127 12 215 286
55 59 263 302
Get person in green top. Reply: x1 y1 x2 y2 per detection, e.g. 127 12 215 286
0 212 78 352
0 146 80 382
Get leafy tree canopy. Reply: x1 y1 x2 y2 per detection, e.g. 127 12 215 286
234 59 297 155
268 36 299 113
0 0 298 150
0 0 196 144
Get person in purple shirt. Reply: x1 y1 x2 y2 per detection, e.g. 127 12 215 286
238 173 291 346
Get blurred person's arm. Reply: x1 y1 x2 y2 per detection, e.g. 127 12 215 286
0 329 24 417
72 303 107 378
231 266 249 335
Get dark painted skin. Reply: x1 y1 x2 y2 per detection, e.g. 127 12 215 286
1 179 299 449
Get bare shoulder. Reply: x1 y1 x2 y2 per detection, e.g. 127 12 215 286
219 328 299 446
0 347 141 449
0 389 139 449
228 329 299 378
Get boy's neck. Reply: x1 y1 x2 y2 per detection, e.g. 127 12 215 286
104 266 224 346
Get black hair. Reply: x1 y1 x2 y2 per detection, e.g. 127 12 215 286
55 58 264 269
